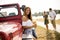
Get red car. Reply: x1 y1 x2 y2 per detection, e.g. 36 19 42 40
0 3 23 40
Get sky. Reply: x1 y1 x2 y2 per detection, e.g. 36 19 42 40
0 0 60 14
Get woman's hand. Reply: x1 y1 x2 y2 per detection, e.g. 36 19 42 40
32 21 37 28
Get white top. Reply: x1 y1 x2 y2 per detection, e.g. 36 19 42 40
49 11 56 20
22 20 33 38
22 20 33 26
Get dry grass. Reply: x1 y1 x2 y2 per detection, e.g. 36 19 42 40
56 19 60 24
33 18 60 40
36 26 47 40
36 26 60 40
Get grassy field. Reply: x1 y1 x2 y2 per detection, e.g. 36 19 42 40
56 19 60 24
36 26 60 40
32 18 60 40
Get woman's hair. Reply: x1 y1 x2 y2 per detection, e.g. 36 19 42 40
44 11 46 13
23 7 32 21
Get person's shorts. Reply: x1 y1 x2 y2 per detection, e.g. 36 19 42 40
51 20 56 27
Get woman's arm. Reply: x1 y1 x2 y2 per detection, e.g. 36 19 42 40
23 21 36 29
22 21 36 29
22 25 34 29
32 21 37 28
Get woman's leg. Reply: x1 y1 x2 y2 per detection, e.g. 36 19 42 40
32 29 37 39
46 24 48 30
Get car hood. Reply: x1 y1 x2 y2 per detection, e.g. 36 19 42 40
0 22 20 34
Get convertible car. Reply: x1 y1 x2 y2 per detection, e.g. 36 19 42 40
0 3 23 40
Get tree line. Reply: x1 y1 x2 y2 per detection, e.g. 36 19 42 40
32 10 60 16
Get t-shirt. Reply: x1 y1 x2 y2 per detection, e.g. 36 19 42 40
49 11 56 20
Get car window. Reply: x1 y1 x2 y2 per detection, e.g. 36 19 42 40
0 7 18 17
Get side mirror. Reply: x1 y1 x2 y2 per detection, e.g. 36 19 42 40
20 5 26 12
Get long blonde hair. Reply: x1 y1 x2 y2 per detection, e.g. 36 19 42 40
23 7 32 21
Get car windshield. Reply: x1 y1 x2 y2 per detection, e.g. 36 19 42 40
0 6 18 17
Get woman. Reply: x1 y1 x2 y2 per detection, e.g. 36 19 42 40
23 7 33 29
43 11 49 30
22 7 37 40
